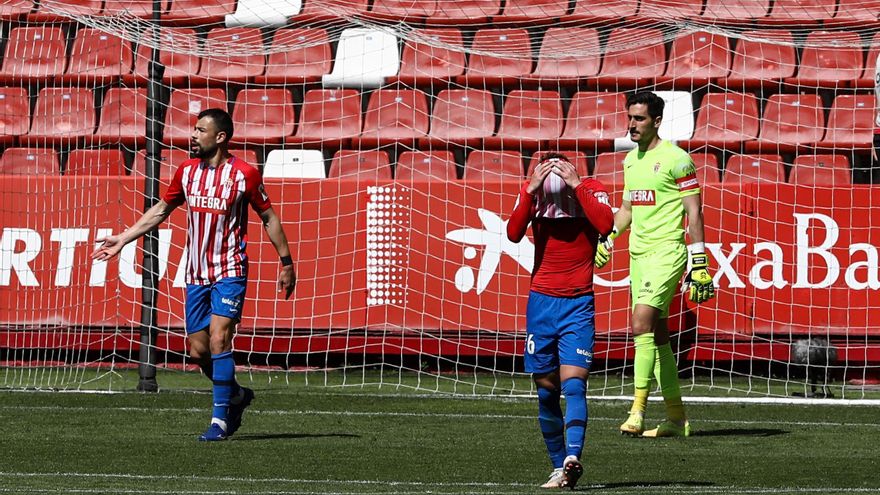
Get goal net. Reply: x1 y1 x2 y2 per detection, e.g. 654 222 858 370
1 0 879 400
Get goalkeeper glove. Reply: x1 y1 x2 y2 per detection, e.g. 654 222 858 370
685 244 715 304
595 229 617 269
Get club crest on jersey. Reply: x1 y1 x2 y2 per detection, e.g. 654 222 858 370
630 189 656 205
653 162 661 174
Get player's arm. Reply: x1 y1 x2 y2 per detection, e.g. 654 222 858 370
507 161 552 242
682 184 714 303
594 199 631 269
91 200 177 261
258 207 296 300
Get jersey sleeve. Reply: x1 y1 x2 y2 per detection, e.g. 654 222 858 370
506 181 536 243
671 151 700 197
574 178 614 235
162 165 187 207
243 166 273 213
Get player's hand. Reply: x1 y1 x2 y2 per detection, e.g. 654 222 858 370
278 265 296 300
91 235 124 261
525 159 554 195
551 158 581 189
595 231 616 269
685 252 715 303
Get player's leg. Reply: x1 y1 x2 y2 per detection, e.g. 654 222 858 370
534 371 566 488
184 284 213 379
620 254 654 436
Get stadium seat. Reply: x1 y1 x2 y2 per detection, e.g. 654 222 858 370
528 27 600 84
785 31 863 88
94 87 148 147
395 150 458 181
639 0 702 20
225 0 301 26
483 90 563 150
0 0 33 18
556 91 626 153
291 0 368 21
723 154 784 183
692 152 721 184
162 88 228 145
24 88 96 145
390 28 465 86
230 148 259 166
254 28 332 84
322 28 399 88
818 94 874 151
790 154 851 186
367 0 436 21
103 0 158 18
464 150 524 181
422 89 495 148
658 31 731 88
526 151 588 178
592 151 626 186
192 28 266 84
615 90 694 149
63 28 133 84
830 0 880 25
563 0 637 21
702 0 770 22
0 26 67 83
65 148 125 175
763 0 837 24
427 0 501 24
0 147 58 175
352 89 430 148
133 149 184 179
328 150 392 180
596 28 666 88
457 28 533 86
0 87 31 146
746 94 825 153
28 0 101 22
129 28 201 85
284 89 362 148
230 88 296 145
724 30 796 89
263 149 326 178
857 33 880 88
163 0 236 25
679 92 760 151
493 0 569 23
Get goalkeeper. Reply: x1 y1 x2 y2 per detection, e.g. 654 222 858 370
595 91 714 438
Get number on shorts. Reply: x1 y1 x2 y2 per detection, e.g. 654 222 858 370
526 334 535 354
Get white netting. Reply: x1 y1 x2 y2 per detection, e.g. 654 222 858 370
1 0 879 400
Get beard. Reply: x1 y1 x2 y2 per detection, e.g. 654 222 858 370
190 143 215 159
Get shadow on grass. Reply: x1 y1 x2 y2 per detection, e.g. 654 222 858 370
233 432 361 441
691 428 789 437
592 480 714 491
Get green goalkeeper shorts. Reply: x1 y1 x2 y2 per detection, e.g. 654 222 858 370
629 242 687 318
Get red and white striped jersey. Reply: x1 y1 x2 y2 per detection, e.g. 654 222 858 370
163 156 272 285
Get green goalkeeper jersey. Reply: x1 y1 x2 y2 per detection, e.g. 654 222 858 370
622 140 701 256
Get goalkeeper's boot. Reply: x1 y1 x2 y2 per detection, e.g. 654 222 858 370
198 423 228 442
540 468 566 489
619 411 644 437
642 419 690 438
226 387 255 437
562 455 583 490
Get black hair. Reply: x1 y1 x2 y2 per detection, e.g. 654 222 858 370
197 108 234 143
626 91 665 119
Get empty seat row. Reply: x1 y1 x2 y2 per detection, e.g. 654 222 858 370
4 25 880 89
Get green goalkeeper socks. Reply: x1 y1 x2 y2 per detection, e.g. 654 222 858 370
655 342 686 423
631 333 656 414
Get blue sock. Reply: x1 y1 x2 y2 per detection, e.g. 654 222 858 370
562 377 588 459
211 351 235 426
201 358 242 402
537 387 566 469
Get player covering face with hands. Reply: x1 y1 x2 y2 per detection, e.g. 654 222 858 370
507 153 614 489
594 91 715 439
92 108 296 441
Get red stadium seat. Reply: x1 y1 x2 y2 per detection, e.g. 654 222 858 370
762 0 836 24
133 149 183 180
703 0 770 22
390 28 465 86
395 150 458 181
254 29 332 85
724 30 796 89
0 147 58 174
680 92 760 151
458 28 533 86
528 27 600 84
352 89 430 148
65 148 125 175
556 91 626 153
464 150 524 181
723 154 784 183
818 94 874 151
292 0 368 21
0 86 31 146
830 0 880 25
0 26 67 83
230 148 259 166
63 28 133 84
596 28 666 88
592 151 626 186
790 154 851 186
428 0 501 24
328 150 392 180
163 0 235 25
368 0 436 21
0 0 33 18
94 87 148 147
192 28 265 85
494 0 569 23
640 0 702 20
526 151 588 178
28 0 101 22
563 0 637 21
692 152 721 184
230 89 296 145
747 94 825 153
658 31 731 88
484 90 562 150
129 28 200 85
24 88 96 145
284 89 362 148
857 33 880 88
785 31 863 88
162 88 227 145
422 89 495 148
103 0 157 18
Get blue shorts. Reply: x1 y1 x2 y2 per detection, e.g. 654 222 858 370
184 276 248 335
524 291 596 374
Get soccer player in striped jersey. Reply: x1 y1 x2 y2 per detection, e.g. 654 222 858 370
595 91 715 438
507 152 614 489
92 108 296 441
